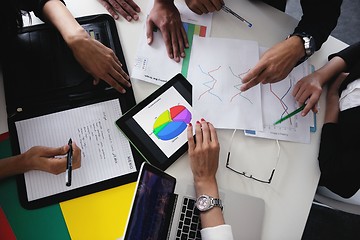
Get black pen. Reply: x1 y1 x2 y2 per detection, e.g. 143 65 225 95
66 138 73 187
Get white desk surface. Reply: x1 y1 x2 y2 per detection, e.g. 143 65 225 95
0 0 348 239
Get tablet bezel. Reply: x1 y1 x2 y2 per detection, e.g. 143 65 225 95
116 73 192 171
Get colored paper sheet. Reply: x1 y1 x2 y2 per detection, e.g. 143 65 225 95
60 182 136 240
0 207 16 240
0 137 70 240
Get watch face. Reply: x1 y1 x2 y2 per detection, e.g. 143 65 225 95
197 195 211 211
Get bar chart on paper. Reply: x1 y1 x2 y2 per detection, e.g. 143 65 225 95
131 1 212 85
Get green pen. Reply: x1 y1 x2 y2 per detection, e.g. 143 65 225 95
274 104 306 125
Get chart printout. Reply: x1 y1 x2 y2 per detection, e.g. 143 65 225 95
187 36 263 131
131 0 212 85
245 58 312 143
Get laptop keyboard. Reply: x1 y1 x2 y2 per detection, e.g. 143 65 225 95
176 197 202 240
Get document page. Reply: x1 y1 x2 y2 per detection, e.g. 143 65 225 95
15 99 136 201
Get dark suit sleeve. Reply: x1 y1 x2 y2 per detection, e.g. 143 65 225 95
318 107 360 198
328 42 360 71
294 0 342 51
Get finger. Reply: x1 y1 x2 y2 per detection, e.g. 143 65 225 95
292 81 302 98
240 78 261 92
41 145 69 157
112 60 131 85
208 122 218 144
211 0 223 10
187 123 195 151
146 19 154 45
99 0 119 20
170 30 180 62
200 119 210 143
108 0 132 21
181 26 189 49
71 142 82 169
161 29 174 59
176 27 186 58
126 0 141 13
102 74 127 93
195 120 203 146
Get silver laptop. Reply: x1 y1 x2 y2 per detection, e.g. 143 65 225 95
123 162 265 240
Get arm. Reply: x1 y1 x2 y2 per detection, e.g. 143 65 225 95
146 0 189 62
240 0 342 92
187 119 233 235
98 0 140 21
292 56 347 116
42 0 131 93
295 0 342 51
0 142 81 180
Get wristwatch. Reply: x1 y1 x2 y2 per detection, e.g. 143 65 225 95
195 194 223 212
287 32 316 64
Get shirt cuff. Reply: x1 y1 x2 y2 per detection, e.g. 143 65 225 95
201 224 234 240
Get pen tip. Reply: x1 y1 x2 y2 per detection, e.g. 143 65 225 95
248 23 252 28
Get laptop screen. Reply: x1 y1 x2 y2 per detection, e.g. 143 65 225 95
124 163 177 240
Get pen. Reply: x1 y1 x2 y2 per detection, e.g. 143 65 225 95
274 104 306 125
221 5 253 28
66 138 73 187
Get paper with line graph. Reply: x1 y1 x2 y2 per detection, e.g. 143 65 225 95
131 0 212 85
187 36 263 130
244 52 312 143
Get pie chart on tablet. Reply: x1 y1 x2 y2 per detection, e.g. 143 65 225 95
153 105 192 140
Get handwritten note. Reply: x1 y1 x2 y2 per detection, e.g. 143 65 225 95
15 99 135 201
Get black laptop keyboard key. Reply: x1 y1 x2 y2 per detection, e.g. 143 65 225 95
176 197 202 240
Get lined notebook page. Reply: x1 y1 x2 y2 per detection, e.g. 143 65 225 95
15 99 135 201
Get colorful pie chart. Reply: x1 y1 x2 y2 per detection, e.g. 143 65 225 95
153 105 192 140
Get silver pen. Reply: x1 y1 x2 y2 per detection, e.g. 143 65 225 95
221 5 253 28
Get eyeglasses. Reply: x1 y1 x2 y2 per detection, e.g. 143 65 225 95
225 129 281 184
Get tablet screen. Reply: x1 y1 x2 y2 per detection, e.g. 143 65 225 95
116 74 193 170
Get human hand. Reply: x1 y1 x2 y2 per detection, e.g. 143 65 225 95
98 0 141 21
241 37 305 92
22 142 81 175
185 0 223 14
292 72 323 116
68 31 131 93
187 119 220 188
147 0 189 62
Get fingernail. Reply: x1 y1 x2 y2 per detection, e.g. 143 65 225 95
147 38 151 44
127 16 132 21
201 118 205 122
196 121 200 124
188 123 192 127
134 15 139 20
114 15 119 20
181 52 185 58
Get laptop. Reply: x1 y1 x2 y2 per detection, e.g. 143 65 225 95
122 162 265 240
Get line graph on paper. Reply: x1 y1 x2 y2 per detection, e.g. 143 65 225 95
244 59 311 143
186 36 263 130
196 65 254 105
263 72 299 131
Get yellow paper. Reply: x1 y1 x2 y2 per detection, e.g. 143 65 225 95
60 182 136 240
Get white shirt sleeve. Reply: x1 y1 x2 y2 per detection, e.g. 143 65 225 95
200 224 234 240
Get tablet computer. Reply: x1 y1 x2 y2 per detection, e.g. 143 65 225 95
116 74 193 170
